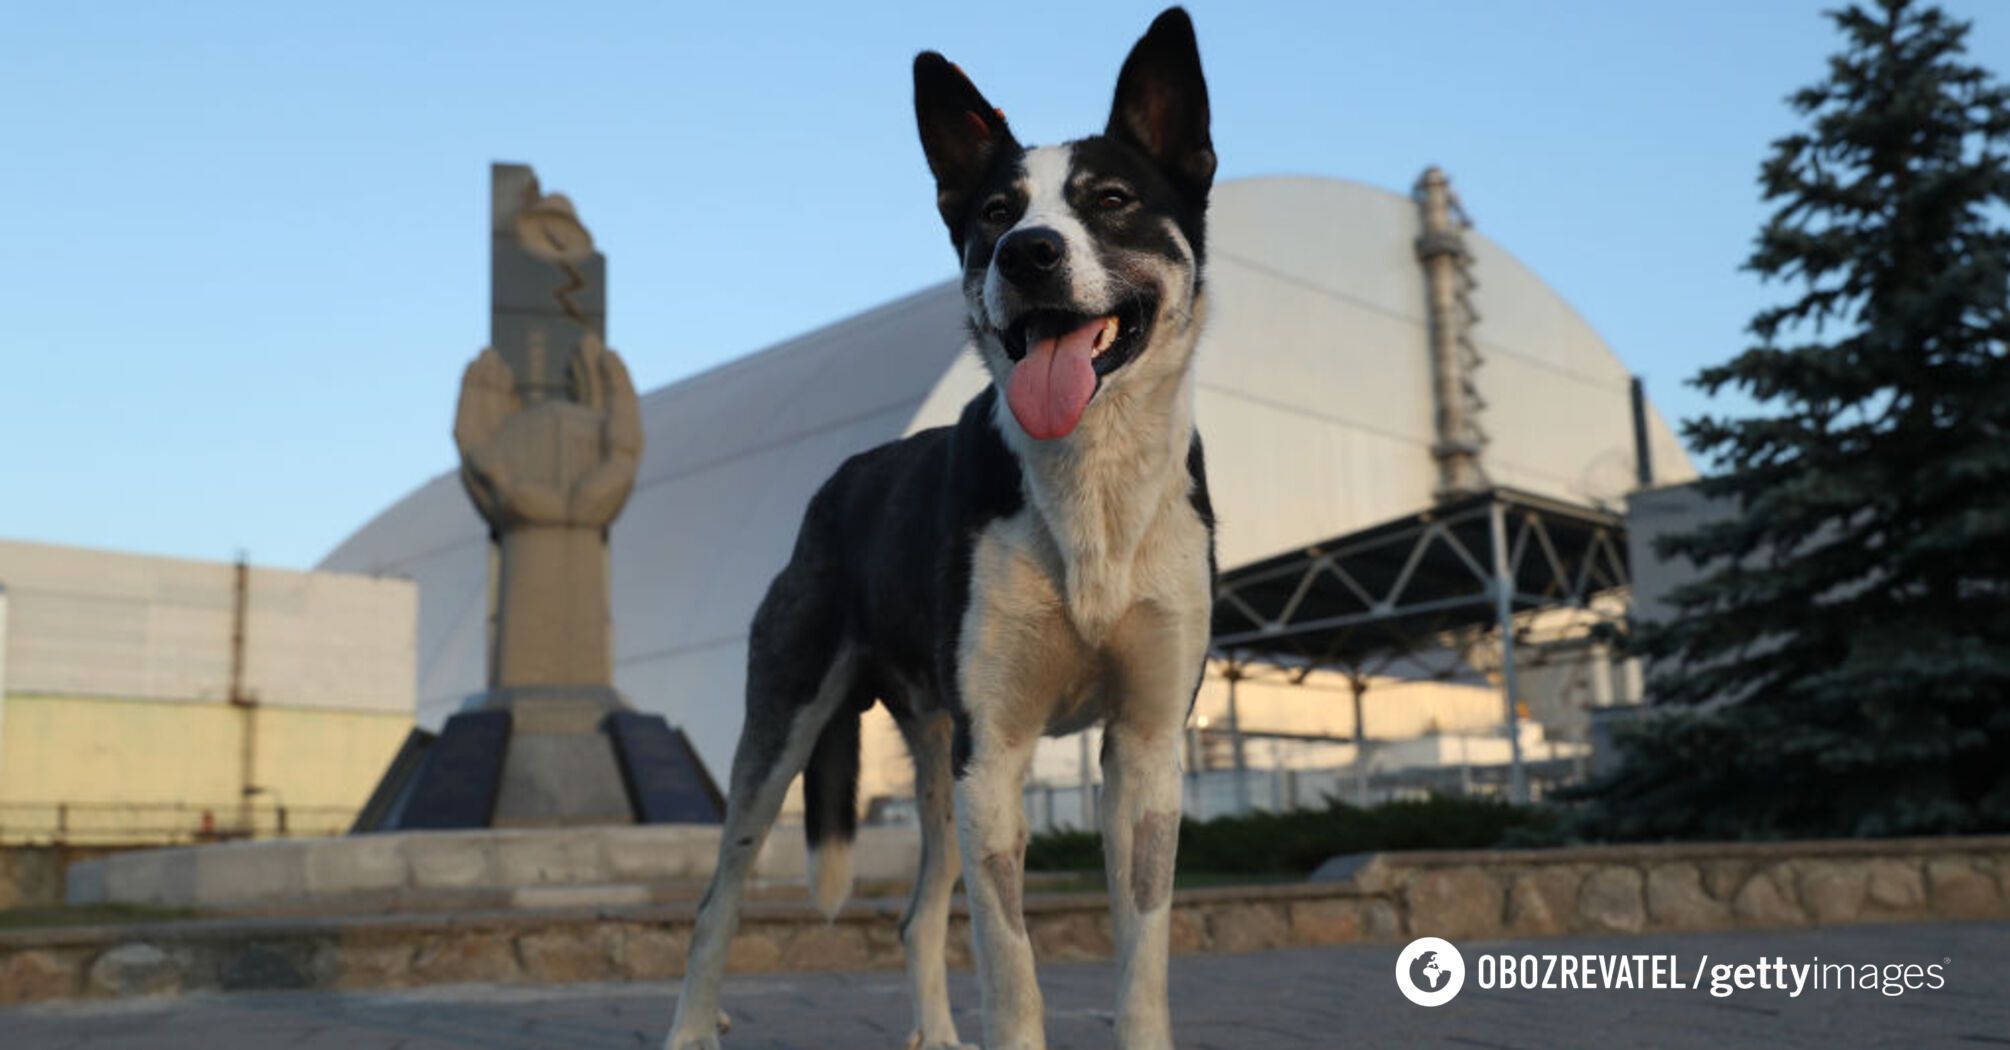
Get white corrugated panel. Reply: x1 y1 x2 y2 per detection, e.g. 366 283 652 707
0 540 414 714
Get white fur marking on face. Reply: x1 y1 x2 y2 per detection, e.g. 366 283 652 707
983 145 1111 325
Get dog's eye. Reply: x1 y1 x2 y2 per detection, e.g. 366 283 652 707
1095 187 1134 210
982 199 1013 225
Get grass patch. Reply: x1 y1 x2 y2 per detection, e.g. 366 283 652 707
1025 795 1556 878
1022 869 1306 895
0 903 199 930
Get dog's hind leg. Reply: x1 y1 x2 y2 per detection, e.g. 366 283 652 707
664 568 857 1050
894 708 974 1050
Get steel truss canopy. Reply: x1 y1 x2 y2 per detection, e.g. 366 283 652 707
1211 487 1631 673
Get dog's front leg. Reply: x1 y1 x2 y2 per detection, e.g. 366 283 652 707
955 717 1045 1050
953 536 1080 1050
1099 605 1207 1050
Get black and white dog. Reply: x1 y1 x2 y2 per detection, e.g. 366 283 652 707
665 9 1215 1049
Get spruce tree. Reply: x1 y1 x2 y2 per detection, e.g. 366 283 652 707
1579 0 2010 839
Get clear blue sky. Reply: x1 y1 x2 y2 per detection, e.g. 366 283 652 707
2 1 2004 569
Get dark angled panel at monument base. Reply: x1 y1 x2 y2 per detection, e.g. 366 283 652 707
604 711 726 824
349 727 437 833
393 709 513 830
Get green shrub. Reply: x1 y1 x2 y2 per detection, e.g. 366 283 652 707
1024 795 1557 876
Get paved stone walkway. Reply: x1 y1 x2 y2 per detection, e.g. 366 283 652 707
1 922 2003 1049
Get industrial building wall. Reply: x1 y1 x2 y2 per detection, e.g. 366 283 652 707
0 540 417 843
1626 482 1720 630
0 540 413 713
0 695 410 842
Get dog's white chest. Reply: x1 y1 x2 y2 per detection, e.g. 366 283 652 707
960 496 1209 736
972 478 1208 645
1050 485 1202 643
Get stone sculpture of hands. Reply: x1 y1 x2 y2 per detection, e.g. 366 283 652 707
454 334 644 529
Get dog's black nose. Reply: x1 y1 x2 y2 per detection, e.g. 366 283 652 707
995 227 1065 286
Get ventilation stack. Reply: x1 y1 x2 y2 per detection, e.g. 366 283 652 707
1415 167 1488 499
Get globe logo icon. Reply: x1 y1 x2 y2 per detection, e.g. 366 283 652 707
1395 937 1465 1007
1410 950 1450 991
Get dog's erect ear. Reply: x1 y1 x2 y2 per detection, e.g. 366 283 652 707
1105 7 1215 196
914 52 1017 231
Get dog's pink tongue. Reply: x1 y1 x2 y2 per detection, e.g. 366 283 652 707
1006 317 1105 440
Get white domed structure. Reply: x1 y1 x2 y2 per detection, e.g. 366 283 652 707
322 175 1695 781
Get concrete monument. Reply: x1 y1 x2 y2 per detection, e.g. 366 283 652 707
356 164 721 832
452 164 644 825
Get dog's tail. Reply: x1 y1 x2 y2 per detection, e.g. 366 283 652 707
803 699 862 920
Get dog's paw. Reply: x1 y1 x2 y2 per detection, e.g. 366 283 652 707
662 1011 731 1050
903 1031 979 1050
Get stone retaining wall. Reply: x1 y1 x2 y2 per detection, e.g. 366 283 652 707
3 835 2005 1004
1320 834 2010 939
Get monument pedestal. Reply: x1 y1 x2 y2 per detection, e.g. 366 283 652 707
355 692 723 833
488 687 635 827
